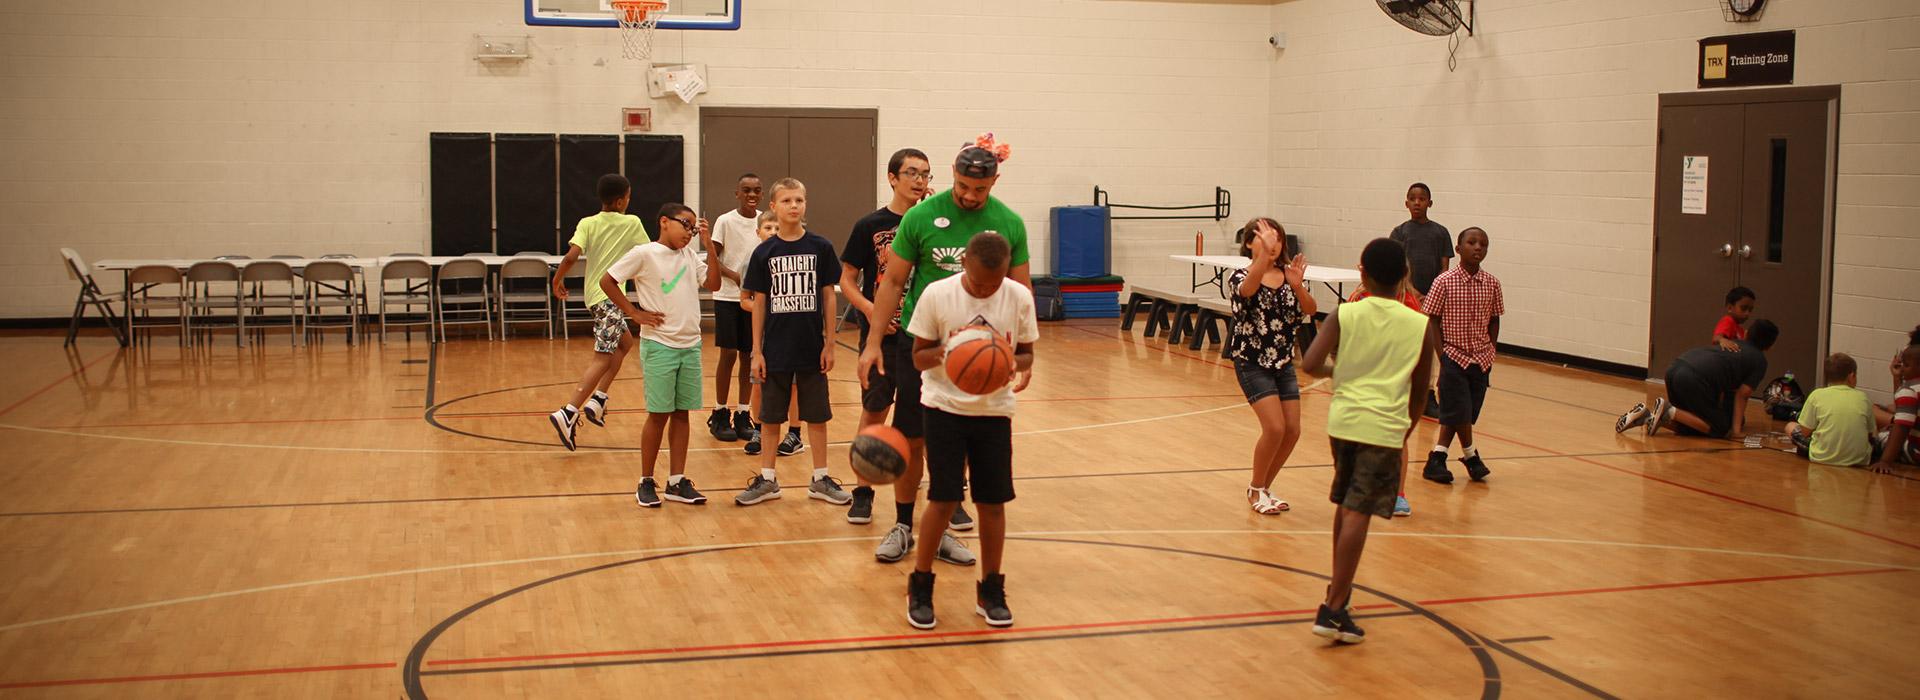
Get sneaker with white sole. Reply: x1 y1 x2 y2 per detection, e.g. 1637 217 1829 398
777 429 805 457
907 570 936 629
1312 603 1365 644
936 532 976 566
1646 397 1671 437
734 475 782 506
1393 495 1412 517
875 523 914 562
634 477 660 508
949 504 975 531
810 475 852 505
549 408 578 451
583 396 608 428
664 478 707 505
847 486 875 524
1615 402 1649 434
975 573 1012 627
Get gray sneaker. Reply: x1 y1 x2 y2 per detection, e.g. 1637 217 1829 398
949 505 975 531
734 475 782 506
936 532 977 566
809 475 851 505
875 523 914 562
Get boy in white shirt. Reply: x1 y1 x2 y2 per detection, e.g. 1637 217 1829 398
706 174 763 443
902 232 1039 630
600 203 722 507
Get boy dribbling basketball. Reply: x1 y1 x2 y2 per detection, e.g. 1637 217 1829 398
903 232 1038 630
1299 238 1438 644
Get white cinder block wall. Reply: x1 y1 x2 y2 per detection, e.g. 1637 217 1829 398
0 0 1275 317
1268 0 1920 401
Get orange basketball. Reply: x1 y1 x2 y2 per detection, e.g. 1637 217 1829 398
849 424 911 484
944 325 1015 395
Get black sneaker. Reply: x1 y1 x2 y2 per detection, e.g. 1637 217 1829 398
549 408 578 452
1312 603 1365 644
1422 450 1454 484
949 504 975 531
976 573 1013 627
907 570 937 629
777 428 805 457
744 424 763 456
847 486 875 524
707 408 737 441
634 477 661 508
663 478 707 504
732 410 754 439
1462 453 1490 482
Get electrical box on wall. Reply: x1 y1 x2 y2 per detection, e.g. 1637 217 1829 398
647 63 709 102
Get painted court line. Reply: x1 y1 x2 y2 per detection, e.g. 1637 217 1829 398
6 563 1897 689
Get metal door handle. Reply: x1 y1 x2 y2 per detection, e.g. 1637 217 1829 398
1737 244 1752 259
1718 243 1734 258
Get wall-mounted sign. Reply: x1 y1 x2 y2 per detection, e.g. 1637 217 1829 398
1699 30 1794 89
1681 155 1709 215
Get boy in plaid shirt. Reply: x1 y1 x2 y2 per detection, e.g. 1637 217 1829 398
1421 227 1503 484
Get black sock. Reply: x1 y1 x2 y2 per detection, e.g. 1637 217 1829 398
896 502 915 528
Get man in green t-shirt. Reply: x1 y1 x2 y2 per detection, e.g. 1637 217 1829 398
858 136 1033 544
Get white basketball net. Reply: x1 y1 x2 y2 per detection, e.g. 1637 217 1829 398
612 1 666 62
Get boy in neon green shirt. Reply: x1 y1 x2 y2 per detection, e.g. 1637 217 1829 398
1789 353 1875 467
548 174 662 451
1300 238 1439 645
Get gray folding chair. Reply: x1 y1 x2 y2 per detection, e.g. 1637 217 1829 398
269 254 304 260
125 265 187 346
378 259 433 342
240 261 301 346
435 258 492 341
59 248 126 347
186 261 245 347
302 260 358 344
498 257 555 338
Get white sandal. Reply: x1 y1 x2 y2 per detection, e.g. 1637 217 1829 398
1248 487 1288 515
1261 488 1291 512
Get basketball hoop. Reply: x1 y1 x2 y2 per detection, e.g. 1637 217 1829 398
610 0 668 62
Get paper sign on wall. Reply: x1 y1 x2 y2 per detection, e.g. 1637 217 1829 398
1681 155 1709 215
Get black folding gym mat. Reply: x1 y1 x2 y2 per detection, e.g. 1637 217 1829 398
429 133 493 256
494 133 558 255
560 134 622 244
623 135 685 241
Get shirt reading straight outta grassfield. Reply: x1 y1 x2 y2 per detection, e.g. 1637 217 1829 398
743 231 842 373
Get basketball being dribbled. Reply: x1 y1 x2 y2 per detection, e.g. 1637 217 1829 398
944 325 1015 395
849 424 911 485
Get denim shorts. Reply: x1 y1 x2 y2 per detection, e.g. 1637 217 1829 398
1233 360 1301 403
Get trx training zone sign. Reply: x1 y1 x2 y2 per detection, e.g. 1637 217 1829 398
1699 30 1795 89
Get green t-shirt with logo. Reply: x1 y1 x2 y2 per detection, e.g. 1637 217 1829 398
892 189 1029 334
568 211 649 306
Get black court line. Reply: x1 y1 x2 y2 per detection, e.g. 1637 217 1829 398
1496 635 1553 644
1475 632 1619 699
0 446 1753 518
418 609 1425 677
423 343 438 409
400 538 1500 699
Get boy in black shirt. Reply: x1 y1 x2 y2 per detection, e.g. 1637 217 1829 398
1618 320 1780 439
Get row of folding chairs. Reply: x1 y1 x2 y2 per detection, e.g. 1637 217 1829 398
118 258 362 347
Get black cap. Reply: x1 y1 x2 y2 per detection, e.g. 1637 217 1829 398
955 146 1000 179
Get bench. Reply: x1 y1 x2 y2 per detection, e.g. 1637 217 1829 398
1189 296 1234 355
1121 285 1203 341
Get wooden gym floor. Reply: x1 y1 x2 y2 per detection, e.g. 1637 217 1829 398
0 320 1916 698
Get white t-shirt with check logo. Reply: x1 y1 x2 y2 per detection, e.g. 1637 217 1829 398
606 241 708 349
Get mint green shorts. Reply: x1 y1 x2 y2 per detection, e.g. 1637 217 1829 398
642 339 703 413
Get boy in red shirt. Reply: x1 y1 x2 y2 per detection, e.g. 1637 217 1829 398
1713 287 1755 352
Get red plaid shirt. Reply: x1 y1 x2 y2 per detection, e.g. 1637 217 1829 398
1421 266 1503 369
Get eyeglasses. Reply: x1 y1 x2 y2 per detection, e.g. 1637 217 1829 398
896 169 932 182
672 217 696 231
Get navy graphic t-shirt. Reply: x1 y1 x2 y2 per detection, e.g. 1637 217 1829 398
744 230 842 373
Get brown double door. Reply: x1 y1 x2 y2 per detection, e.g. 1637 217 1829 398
1651 87 1835 385
698 107 878 253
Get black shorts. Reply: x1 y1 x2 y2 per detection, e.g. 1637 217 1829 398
859 332 925 439
1664 363 1731 438
1329 437 1401 519
714 301 753 351
760 371 832 425
924 407 1013 505
1436 355 1491 426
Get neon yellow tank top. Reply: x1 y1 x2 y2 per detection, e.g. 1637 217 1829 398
1328 296 1430 447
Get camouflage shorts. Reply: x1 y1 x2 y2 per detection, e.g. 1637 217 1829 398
590 300 628 353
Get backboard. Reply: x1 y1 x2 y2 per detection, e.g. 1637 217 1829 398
525 0 741 30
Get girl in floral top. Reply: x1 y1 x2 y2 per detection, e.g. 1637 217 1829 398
1228 217 1317 514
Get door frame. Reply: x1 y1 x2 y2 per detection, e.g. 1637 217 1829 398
1651 85 1840 384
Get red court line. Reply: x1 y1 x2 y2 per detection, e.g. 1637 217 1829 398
0 662 394 690
5 566 1905 688
0 349 119 419
1417 567 1909 606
